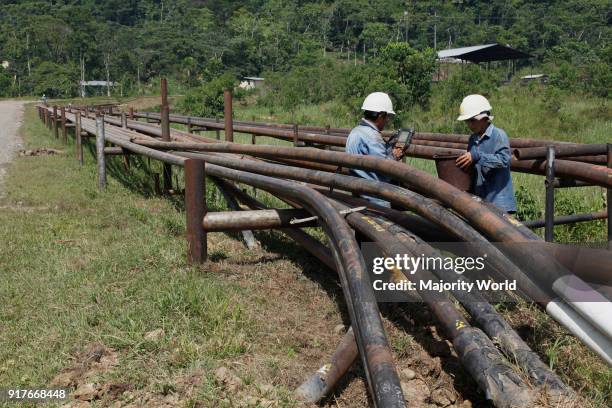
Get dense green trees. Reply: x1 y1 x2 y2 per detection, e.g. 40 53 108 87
0 0 608 98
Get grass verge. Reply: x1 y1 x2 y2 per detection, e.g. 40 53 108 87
0 106 322 407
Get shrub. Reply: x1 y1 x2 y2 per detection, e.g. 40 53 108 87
377 43 437 109
554 192 606 244
440 65 500 107
177 74 244 118
0 69 13 97
338 43 437 114
584 62 612 98
257 60 340 113
515 185 541 222
548 62 581 91
26 61 79 98
541 87 562 114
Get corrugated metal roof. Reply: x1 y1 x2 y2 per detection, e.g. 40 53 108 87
437 43 531 63
521 74 547 79
437 44 497 59
80 80 115 86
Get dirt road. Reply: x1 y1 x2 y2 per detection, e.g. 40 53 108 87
0 100 29 195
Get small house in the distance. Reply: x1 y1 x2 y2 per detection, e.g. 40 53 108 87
239 77 265 90
79 80 116 97
521 74 549 84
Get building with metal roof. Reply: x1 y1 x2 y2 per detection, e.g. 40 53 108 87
239 76 265 90
437 43 532 64
79 80 116 97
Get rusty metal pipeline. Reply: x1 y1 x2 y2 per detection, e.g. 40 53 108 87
327 201 535 408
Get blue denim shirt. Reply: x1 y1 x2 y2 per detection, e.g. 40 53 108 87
467 124 517 212
345 119 395 207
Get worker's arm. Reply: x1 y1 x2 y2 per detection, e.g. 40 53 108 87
470 132 512 169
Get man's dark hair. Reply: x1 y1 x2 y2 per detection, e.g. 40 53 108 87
364 110 385 121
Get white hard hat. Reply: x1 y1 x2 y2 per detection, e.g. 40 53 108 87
457 94 493 121
361 92 395 115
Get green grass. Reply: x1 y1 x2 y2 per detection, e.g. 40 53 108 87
0 106 257 406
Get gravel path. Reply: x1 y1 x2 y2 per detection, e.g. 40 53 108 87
0 100 30 195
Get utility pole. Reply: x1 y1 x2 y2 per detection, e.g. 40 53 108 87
404 10 408 43
80 53 85 98
433 10 437 50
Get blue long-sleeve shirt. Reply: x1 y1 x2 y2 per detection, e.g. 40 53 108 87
467 124 517 212
345 119 395 207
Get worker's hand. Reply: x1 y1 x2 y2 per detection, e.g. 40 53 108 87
392 146 404 160
456 152 473 169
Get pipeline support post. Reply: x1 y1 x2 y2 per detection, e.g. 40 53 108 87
215 117 220 140
187 117 192 134
608 144 611 249
185 159 207 263
75 112 83 165
545 146 556 242
95 114 107 190
224 89 233 142
52 106 59 138
120 111 130 168
60 106 67 143
293 124 299 147
160 77 172 192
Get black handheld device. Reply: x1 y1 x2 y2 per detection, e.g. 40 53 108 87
398 128 415 151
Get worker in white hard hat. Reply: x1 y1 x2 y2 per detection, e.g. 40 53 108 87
345 92 403 207
455 94 516 213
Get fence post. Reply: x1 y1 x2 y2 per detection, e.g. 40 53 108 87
224 89 233 142
185 159 207 263
187 116 192 134
545 146 555 242
293 124 299 147
161 77 172 192
608 143 611 249
46 108 52 129
121 111 130 169
61 106 67 143
129 106 134 120
75 112 83 165
215 117 220 140
53 106 59 138
95 114 107 190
